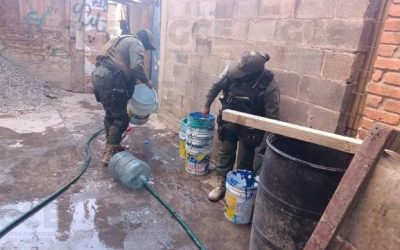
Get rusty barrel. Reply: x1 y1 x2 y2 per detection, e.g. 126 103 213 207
250 134 353 250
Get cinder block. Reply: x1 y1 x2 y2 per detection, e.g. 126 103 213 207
176 52 188 64
211 38 233 59
168 1 186 18
166 19 194 50
308 106 340 132
196 38 212 55
298 76 347 111
201 56 226 76
248 19 276 42
187 53 203 69
172 64 192 82
322 52 363 82
295 0 335 18
215 20 248 40
198 1 216 17
230 40 258 60
216 0 236 19
274 19 314 46
273 71 300 98
260 0 295 18
284 48 324 76
335 0 382 19
185 1 198 18
236 0 259 17
312 20 366 51
279 95 309 126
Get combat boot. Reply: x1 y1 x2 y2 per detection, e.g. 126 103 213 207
208 175 226 202
102 144 125 167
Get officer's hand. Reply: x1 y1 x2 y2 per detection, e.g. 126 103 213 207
146 80 154 89
202 106 210 115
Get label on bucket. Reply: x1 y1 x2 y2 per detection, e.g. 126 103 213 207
185 154 209 175
224 170 258 224
179 140 186 159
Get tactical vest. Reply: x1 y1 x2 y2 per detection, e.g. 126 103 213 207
221 70 273 117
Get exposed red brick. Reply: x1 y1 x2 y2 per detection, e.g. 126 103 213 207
364 107 400 125
381 32 400 44
384 72 400 85
365 94 383 108
377 44 397 56
374 57 400 70
384 19 400 32
389 4 400 17
357 128 369 140
384 99 400 114
360 117 374 129
367 82 400 98
372 69 384 82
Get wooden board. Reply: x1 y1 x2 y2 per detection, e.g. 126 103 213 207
222 109 362 154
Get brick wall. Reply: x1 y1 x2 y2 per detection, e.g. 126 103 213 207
158 0 382 134
358 0 400 139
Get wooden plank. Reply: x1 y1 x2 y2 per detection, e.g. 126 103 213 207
222 109 363 154
304 124 400 250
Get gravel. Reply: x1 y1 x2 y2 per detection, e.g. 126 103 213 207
0 55 69 116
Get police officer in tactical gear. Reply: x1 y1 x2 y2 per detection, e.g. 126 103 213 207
203 51 280 202
92 28 155 166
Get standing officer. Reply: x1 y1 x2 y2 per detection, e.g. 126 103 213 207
92 28 155 166
203 51 280 202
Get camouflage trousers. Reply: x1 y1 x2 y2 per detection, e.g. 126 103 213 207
92 65 130 145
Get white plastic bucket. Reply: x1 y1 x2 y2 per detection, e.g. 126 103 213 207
128 83 158 116
185 153 210 175
179 118 188 140
224 170 258 224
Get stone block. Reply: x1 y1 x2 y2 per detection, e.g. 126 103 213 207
298 76 347 111
211 38 233 59
335 0 381 19
187 53 203 69
230 40 258 60
322 52 363 82
312 20 366 51
215 20 248 40
308 106 340 132
201 56 226 76
168 1 186 18
295 0 335 18
216 0 237 19
260 0 295 18
176 52 188 64
236 0 259 17
185 1 198 18
274 19 314 46
279 95 309 126
196 38 212 55
255 43 286 69
247 19 276 42
166 19 194 50
273 71 300 98
172 64 192 82
284 48 324 76
198 1 216 17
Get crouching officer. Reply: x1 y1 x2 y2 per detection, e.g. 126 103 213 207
203 51 280 202
92 28 155 166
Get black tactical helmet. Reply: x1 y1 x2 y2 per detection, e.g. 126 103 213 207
230 51 270 78
136 28 155 50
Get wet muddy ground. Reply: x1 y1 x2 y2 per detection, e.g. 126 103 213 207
0 94 250 249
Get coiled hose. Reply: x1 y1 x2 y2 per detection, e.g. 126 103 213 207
0 129 206 249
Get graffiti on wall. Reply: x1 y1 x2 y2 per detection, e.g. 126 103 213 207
24 7 52 28
73 0 108 32
47 47 71 58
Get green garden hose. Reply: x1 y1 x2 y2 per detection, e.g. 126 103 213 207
0 128 206 249
0 128 104 238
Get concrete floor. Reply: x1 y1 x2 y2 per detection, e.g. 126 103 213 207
0 94 250 249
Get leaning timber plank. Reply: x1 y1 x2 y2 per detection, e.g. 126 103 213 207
222 109 362 154
305 124 400 250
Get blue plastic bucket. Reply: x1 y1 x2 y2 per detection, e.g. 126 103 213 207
224 170 258 224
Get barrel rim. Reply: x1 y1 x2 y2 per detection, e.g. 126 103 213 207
266 134 346 173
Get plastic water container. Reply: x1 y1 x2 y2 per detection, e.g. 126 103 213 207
127 83 158 125
107 151 151 190
224 170 258 224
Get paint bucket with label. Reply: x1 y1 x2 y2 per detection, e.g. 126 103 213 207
185 153 210 175
179 118 188 159
224 170 258 224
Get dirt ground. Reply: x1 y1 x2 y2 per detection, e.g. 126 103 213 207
0 93 251 249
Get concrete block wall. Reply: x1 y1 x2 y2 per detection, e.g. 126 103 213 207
358 0 400 139
158 0 382 134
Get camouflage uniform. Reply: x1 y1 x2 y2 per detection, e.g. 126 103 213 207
205 51 280 201
92 35 149 146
